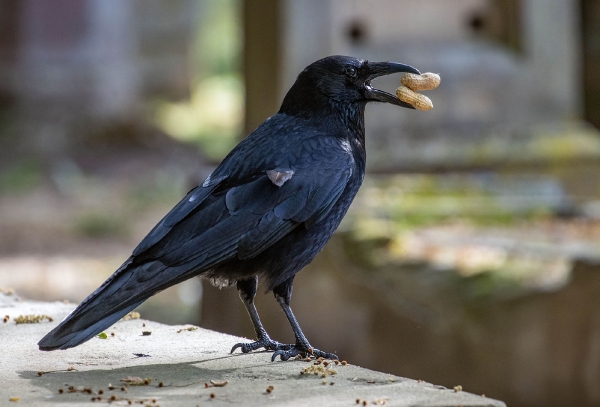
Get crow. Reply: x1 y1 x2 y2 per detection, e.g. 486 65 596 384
38 55 421 361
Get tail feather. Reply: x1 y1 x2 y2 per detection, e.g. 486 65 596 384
38 301 143 350
38 258 167 351
38 194 252 351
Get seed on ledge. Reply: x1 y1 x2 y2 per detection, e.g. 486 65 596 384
209 380 228 387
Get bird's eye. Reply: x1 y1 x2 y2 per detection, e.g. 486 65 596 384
345 66 358 78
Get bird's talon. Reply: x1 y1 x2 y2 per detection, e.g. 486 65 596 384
271 350 284 362
269 345 337 362
232 338 295 356
230 342 249 354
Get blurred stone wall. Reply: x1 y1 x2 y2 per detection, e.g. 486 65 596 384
0 0 198 162
278 0 585 172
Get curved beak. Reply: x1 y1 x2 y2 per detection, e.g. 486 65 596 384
364 62 421 108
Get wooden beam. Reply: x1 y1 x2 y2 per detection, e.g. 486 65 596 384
242 0 282 136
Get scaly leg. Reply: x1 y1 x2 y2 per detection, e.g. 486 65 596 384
230 277 293 354
270 276 338 361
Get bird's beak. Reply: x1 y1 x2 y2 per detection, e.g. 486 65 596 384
364 62 421 109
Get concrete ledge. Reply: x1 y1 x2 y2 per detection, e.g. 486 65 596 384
0 293 505 406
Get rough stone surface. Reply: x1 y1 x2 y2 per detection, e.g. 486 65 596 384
0 293 505 406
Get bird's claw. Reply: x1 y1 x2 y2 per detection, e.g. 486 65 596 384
271 345 338 362
231 338 293 354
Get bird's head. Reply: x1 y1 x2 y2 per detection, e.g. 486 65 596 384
279 55 421 116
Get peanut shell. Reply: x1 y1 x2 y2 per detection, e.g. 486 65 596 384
396 85 433 111
400 72 441 91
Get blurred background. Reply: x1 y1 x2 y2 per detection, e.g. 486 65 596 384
1 0 600 405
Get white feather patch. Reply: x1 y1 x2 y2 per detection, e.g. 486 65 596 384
266 169 294 187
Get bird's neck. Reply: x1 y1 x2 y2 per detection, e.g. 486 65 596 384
330 100 366 147
278 92 367 167
280 99 366 143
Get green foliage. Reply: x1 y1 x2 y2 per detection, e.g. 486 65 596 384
0 161 41 193
353 174 557 233
194 0 241 76
154 75 242 161
340 173 575 297
460 271 521 302
74 212 125 238
126 170 186 211
153 0 243 161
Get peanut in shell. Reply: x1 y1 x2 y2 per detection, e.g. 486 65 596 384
400 72 441 91
396 86 433 111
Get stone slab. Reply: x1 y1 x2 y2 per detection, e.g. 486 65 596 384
0 293 505 407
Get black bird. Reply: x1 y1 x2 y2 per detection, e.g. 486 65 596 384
38 55 421 361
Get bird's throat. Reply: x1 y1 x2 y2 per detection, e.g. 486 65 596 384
333 101 366 148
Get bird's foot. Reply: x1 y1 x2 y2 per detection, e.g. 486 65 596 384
231 337 294 354
271 344 338 362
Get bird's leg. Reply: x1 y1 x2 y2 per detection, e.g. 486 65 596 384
271 276 338 362
230 277 293 354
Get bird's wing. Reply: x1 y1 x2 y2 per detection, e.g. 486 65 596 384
141 161 352 266
236 165 351 259
132 174 228 256
134 135 354 266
